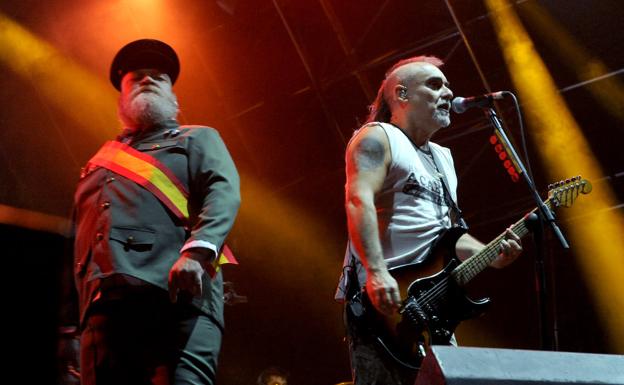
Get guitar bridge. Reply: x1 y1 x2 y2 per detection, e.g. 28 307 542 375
401 297 428 329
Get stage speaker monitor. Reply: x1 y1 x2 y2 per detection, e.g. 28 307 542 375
415 345 624 385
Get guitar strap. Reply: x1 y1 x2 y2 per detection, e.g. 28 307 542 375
345 242 365 298
429 150 469 229
344 242 367 318
390 122 468 229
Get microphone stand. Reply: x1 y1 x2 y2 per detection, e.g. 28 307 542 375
484 107 568 351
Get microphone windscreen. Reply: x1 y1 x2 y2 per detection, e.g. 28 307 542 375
451 97 467 114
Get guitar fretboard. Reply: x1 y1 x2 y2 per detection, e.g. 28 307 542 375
451 199 554 286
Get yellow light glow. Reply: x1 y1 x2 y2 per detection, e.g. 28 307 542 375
235 173 341 286
486 0 624 352
521 2 624 122
0 204 71 236
0 12 118 141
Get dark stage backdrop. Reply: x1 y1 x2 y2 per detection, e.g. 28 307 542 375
1 225 65 385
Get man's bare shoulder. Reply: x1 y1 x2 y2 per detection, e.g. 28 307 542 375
347 122 391 171
349 122 390 150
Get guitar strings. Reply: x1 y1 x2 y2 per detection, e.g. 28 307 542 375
413 219 530 311
407 192 564 313
408 187 579 316
456 220 529 284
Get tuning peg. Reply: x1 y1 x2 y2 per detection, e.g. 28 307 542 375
552 196 561 207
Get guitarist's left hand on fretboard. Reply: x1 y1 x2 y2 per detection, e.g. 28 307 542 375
455 230 522 268
490 227 523 268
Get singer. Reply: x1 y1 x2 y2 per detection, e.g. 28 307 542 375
335 56 523 385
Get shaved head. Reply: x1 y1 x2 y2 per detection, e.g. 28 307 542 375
367 56 444 123
385 56 444 77
384 61 436 108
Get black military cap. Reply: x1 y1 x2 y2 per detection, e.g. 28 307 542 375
109 39 180 91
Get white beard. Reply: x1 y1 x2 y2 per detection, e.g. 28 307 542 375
433 108 451 128
119 91 178 130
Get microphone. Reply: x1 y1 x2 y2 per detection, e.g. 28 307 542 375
451 91 506 114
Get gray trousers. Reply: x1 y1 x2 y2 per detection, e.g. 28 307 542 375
80 290 222 385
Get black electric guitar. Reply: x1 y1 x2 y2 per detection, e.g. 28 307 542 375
365 176 592 370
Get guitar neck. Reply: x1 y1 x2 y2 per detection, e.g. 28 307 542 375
451 199 553 286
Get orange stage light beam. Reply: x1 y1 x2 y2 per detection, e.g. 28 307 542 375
0 204 71 236
235 173 342 286
0 12 119 141
486 0 624 353
521 2 624 122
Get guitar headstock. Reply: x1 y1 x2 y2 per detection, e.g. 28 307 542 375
548 176 592 208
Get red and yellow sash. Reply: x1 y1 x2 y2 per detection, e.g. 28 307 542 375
211 244 237 277
89 140 189 221
87 140 237 276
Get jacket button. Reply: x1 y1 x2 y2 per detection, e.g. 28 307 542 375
106 177 116 183
101 202 111 209
127 236 134 244
151 144 161 149
95 233 104 241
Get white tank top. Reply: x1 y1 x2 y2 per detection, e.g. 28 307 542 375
354 122 458 268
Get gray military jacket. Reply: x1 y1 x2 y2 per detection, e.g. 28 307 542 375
73 120 240 328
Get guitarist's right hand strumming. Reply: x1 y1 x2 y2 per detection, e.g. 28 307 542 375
366 267 402 316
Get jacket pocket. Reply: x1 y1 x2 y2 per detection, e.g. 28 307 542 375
136 140 182 152
110 226 156 251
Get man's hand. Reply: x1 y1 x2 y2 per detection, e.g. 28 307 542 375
366 268 401 316
491 227 523 268
168 250 206 302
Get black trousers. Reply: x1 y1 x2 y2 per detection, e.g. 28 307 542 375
80 292 222 385
344 302 418 385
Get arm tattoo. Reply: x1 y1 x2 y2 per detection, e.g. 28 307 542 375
353 137 385 170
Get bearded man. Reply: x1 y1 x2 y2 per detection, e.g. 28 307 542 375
71 39 240 385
